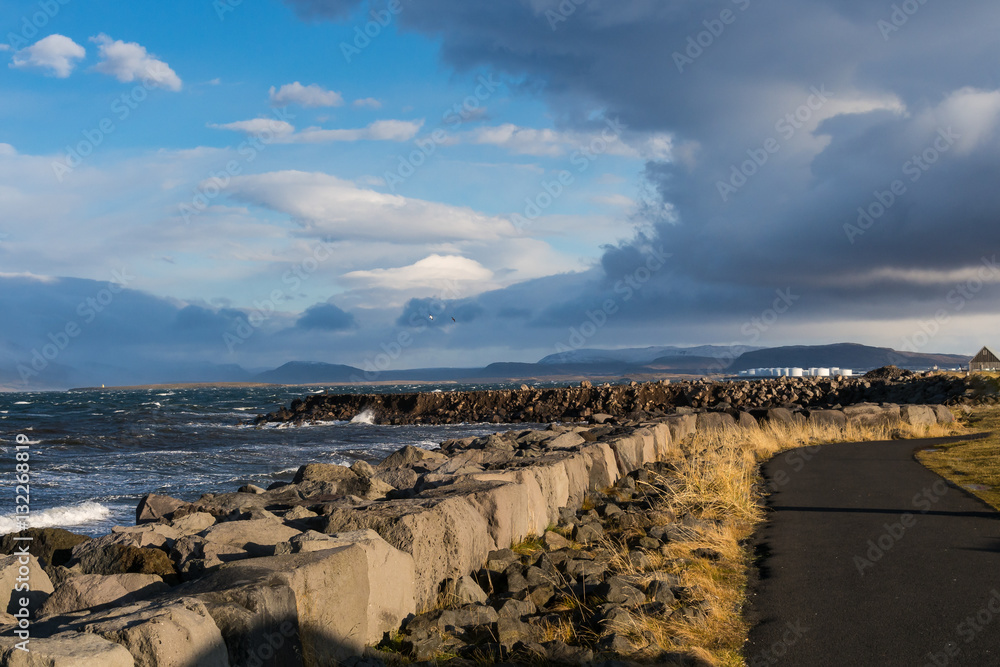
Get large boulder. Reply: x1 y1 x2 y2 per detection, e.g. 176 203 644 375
759 407 797 425
580 443 620 491
180 486 307 518
298 530 416 644
373 467 421 492
737 412 759 429
74 545 178 582
0 554 53 615
321 496 494 609
199 519 301 558
39 574 168 616
663 414 696 443
377 445 448 470
695 412 736 431
843 403 892 426
806 410 848 430
291 464 394 500
0 529 90 569
186 543 397 666
900 405 937 428
71 525 180 560
467 450 591 537
932 405 955 424
188 579 302 667
647 423 675 460
73 598 229 667
0 631 135 666
135 494 188 524
544 432 586 450
605 433 656 476
168 512 216 536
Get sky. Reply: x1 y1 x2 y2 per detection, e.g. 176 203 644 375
2 0 1000 386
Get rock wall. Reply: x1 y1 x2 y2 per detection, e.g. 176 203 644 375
0 401 957 666
255 372 976 426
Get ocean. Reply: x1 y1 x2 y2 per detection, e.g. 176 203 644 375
0 384 528 537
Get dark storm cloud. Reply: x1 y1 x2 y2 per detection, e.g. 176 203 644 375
0 277 306 387
295 303 357 331
291 0 1000 337
396 298 483 328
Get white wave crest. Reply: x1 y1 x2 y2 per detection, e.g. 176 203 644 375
350 409 376 425
0 502 111 535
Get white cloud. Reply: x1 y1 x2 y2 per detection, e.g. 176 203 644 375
0 144 16 156
926 87 1000 154
208 118 296 137
10 35 85 78
470 124 567 156
352 97 382 109
590 193 635 207
0 272 57 283
0 44 10 52
465 123 672 160
208 118 422 144
342 255 494 289
269 82 343 108
291 119 423 143
223 170 517 243
90 34 182 91
356 175 386 187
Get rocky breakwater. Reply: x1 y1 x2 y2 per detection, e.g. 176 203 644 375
0 401 959 666
255 369 976 426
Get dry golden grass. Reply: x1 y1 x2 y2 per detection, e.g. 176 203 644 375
410 411 967 666
616 414 966 667
916 405 1000 511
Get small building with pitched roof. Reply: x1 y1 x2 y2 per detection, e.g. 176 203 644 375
970 346 1000 372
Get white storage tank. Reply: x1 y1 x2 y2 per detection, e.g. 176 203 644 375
791 367 804 377
817 368 831 377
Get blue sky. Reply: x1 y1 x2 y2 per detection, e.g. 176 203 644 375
2 0 1000 387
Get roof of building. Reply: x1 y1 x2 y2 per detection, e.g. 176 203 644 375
971 346 1000 363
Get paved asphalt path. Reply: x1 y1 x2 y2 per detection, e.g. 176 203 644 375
744 435 1000 667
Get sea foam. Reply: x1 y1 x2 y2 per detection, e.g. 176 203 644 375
0 502 112 535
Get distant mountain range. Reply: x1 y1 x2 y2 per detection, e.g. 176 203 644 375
2 343 975 391
537 345 759 365
223 343 973 386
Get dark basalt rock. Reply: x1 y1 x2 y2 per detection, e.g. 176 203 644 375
0 528 90 569
76 543 180 584
254 373 976 427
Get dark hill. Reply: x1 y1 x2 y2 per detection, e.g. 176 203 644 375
253 362 365 384
728 343 970 372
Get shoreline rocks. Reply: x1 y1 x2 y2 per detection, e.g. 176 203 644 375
0 391 961 666
254 371 979 427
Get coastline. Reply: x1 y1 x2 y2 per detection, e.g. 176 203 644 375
0 370 974 665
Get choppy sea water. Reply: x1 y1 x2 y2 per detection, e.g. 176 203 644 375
0 384 525 537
